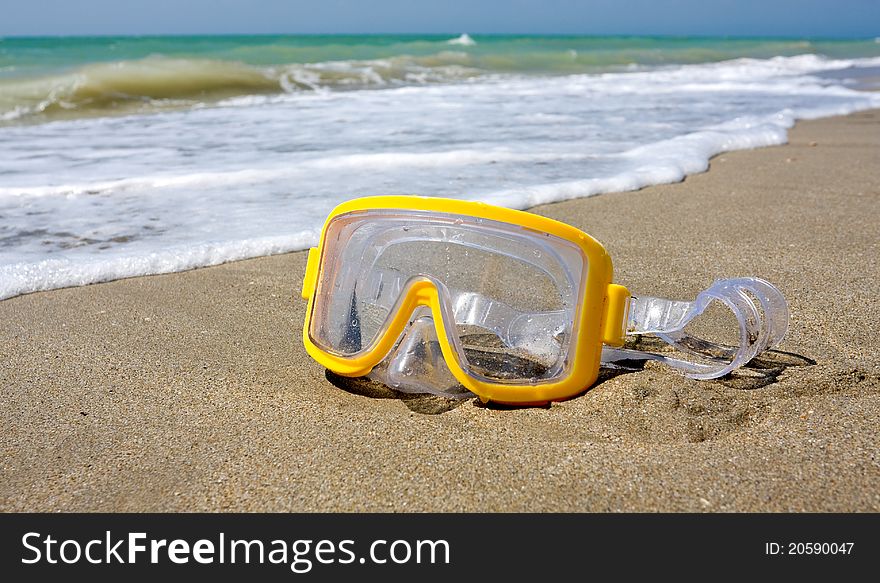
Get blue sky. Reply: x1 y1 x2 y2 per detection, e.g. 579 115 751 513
1 0 877 37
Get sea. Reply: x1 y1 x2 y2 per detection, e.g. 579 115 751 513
1 34 879 299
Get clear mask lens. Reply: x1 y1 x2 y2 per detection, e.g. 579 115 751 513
308 209 587 389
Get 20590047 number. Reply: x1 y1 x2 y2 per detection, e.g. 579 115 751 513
788 542 854 555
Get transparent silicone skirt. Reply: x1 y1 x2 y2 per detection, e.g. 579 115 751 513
306 207 596 396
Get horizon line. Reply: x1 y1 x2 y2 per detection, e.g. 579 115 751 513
1 31 877 41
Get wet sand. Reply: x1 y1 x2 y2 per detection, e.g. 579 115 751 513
1 110 878 512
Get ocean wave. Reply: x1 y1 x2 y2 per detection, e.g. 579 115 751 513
0 58 279 122
447 34 476 46
0 53 482 124
6 39 878 126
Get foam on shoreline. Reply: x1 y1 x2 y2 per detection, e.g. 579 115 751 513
1 54 879 300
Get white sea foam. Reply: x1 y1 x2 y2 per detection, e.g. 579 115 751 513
0 149 601 198
447 34 476 46
1 54 879 300
0 231 321 300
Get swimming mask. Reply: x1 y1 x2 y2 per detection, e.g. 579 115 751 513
300 196 789 405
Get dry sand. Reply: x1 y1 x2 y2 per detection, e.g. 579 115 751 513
1 110 878 512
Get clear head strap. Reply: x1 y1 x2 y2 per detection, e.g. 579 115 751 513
602 277 790 380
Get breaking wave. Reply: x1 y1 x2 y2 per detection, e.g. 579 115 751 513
0 53 481 123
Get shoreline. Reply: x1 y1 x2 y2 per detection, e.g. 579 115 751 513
2 110 878 511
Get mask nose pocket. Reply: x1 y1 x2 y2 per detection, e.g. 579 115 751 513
367 306 473 398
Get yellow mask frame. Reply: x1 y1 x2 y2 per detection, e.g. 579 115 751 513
300 196 631 405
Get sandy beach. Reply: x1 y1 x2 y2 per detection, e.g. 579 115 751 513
1 109 878 512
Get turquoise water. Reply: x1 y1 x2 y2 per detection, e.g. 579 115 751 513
2 34 880 122
4 34 880 73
